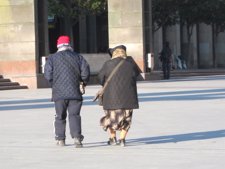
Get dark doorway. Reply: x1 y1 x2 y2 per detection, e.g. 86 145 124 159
48 13 108 54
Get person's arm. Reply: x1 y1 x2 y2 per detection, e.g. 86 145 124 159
98 62 108 86
79 55 90 86
159 49 164 62
44 56 53 86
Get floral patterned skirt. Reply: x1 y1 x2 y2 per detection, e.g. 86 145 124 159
100 109 133 131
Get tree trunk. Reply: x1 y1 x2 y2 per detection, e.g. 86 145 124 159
186 24 194 68
212 24 216 68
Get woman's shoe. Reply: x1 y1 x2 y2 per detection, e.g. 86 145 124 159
107 137 117 145
74 136 84 148
119 139 126 147
56 140 65 146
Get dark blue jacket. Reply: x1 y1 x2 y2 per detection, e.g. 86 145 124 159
44 50 90 101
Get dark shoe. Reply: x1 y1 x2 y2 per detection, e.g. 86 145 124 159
119 139 126 147
56 140 65 146
107 137 117 146
74 138 83 148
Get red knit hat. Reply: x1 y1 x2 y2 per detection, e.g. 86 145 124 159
57 35 70 47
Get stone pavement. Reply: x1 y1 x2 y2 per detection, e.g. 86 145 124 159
0 75 225 169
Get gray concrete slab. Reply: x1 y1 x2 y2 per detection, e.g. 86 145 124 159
0 75 225 169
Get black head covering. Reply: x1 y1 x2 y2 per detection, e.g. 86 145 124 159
108 45 126 57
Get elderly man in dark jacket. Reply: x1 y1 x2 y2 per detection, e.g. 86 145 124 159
44 35 90 148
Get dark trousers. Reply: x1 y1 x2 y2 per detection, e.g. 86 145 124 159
54 100 83 140
162 62 171 79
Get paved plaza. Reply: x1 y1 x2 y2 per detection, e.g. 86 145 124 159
0 75 225 169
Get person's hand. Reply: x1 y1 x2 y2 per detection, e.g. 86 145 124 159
80 82 85 95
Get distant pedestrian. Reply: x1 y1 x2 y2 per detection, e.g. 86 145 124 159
44 35 90 148
159 41 172 79
98 45 140 147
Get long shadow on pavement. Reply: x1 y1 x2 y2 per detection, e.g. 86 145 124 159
126 129 225 145
82 129 225 148
0 88 224 111
70 130 225 148
138 88 225 102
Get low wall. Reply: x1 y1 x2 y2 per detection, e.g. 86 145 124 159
38 53 110 88
82 53 110 74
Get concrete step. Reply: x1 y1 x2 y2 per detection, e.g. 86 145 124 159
144 69 225 80
170 69 225 78
0 85 28 90
0 75 28 90
0 78 11 82
0 82 20 86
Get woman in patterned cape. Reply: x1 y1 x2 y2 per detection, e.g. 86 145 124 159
98 45 140 147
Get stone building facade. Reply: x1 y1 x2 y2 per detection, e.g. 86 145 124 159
0 0 224 89
0 0 38 88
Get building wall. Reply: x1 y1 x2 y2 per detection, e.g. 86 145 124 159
108 0 145 72
214 31 225 68
198 24 213 68
1 0 224 89
0 0 37 88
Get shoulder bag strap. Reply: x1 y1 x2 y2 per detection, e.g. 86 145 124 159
100 58 125 94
